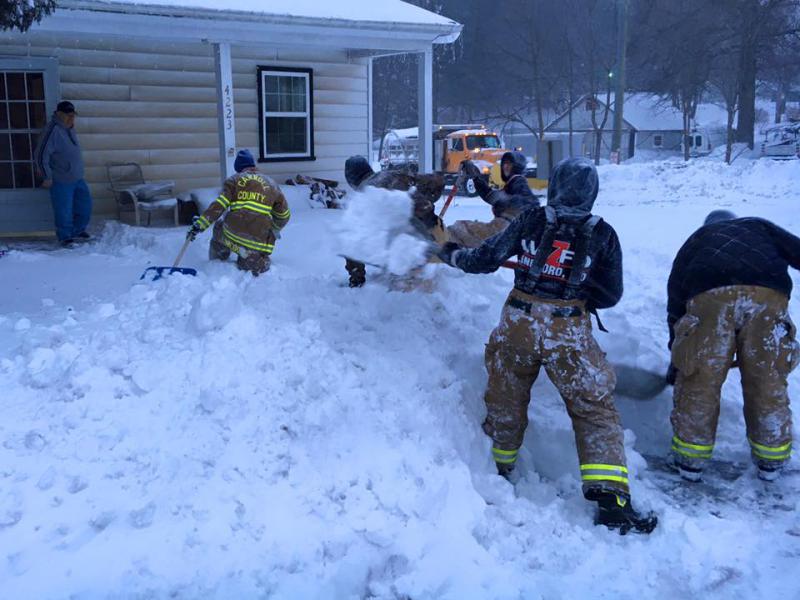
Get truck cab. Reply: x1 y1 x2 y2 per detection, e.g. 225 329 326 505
442 129 506 174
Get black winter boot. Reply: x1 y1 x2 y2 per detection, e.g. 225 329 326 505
590 489 658 535
496 462 516 481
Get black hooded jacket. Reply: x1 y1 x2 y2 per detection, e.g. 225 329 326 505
474 151 539 218
452 158 622 310
667 217 800 344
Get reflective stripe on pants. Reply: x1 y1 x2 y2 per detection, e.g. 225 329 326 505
580 464 629 487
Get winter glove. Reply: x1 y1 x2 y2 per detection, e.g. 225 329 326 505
437 241 463 268
455 160 481 192
473 174 491 200
459 159 491 201
461 160 481 178
187 216 204 241
665 363 678 386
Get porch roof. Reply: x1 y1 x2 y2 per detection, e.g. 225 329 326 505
51 0 462 52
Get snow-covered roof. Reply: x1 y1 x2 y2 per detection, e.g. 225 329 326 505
385 127 419 140
53 0 462 50
451 129 495 136
66 0 458 28
547 93 733 133
611 93 683 131
619 95 731 130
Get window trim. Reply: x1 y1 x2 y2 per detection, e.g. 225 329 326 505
653 134 663 148
0 57 58 198
257 66 315 163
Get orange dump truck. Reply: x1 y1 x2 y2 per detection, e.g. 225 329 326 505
379 124 545 195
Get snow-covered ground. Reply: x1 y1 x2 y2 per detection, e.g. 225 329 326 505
1 158 800 598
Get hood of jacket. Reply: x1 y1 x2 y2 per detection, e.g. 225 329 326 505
547 157 599 217
345 156 374 189
500 151 527 182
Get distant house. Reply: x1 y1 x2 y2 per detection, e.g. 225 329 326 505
0 0 461 235
545 93 729 160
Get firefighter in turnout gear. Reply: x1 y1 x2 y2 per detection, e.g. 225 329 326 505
188 149 290 276
438 157 657 535
343 155 446 287
667 210 800 482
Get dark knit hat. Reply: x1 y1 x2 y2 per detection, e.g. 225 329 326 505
703 209 737 226
234 149 256 173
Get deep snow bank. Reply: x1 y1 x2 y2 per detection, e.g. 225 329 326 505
1 158 799 598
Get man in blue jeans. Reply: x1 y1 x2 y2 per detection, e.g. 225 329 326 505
34 101 92 247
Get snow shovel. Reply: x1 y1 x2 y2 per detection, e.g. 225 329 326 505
140 236 197 281
438 183 458 219
613 365 669 400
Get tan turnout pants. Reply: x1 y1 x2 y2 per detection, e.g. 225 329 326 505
484 289 629 495
210 221 271 276
671 285 796 469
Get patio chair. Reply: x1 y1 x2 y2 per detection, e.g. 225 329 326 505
106 162 180 226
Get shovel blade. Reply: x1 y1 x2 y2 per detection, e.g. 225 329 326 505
614 364 668 400
140 266 198 281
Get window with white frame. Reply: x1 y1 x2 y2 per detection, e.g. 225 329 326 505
653 134 663 148
0 71 48 188
257 67 314 161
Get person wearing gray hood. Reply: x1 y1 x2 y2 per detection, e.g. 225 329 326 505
437 157 657 535
33 101 92 246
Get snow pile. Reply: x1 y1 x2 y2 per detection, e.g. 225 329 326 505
1 158 799 597
334 187 431 275
596 156 799 209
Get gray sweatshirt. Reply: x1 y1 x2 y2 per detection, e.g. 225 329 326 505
34 115 85 184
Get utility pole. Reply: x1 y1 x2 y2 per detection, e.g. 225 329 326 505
610 0 628 162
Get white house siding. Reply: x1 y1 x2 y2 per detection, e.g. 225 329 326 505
0 31 368 216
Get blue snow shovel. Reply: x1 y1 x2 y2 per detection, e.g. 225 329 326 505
140 235 197 281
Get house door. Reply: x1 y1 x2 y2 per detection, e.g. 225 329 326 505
0 58 59 236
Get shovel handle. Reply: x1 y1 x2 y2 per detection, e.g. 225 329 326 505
438 184 458 220
173 237 192 268
501 260 528 270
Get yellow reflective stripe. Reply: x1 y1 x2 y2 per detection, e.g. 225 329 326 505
581 475 630 484
672 436 714 458
196 215 211 230
580 464 629 485
580 464 629 474
749 437 792 461
671 444 712 459
215 195 231 209
273 208 291 218
748 438 792 454
492 448 519 456
230 201 273 216
672 436 714 452
491 447 518 464
752 449 791 461
222 227 274 253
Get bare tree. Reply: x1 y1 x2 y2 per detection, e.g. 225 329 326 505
630 0 718 160
760 26 800 124
571 0 616 164
731 0 800 147
481 0 566 142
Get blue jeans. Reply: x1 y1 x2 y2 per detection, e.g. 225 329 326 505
50 179 93 241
